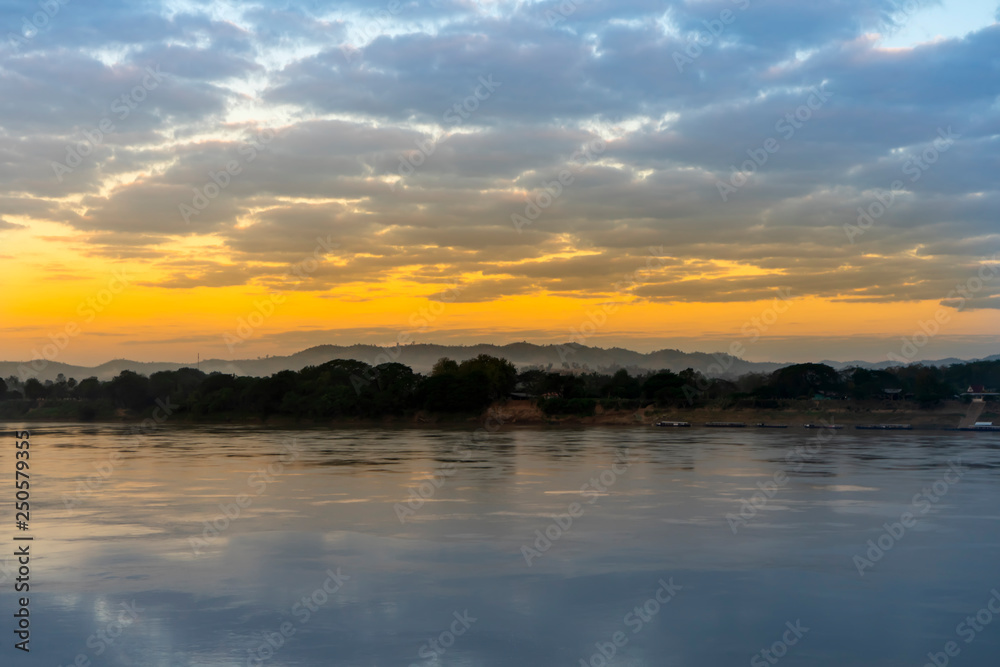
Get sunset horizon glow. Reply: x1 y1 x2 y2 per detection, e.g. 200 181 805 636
2 0 998 368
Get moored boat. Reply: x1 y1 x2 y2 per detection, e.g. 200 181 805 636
957 424 1000 431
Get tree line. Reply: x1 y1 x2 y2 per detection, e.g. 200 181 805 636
0 356 996 421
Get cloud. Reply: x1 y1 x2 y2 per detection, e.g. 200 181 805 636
0 0 996 314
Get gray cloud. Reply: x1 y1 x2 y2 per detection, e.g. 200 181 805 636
0 0 996 324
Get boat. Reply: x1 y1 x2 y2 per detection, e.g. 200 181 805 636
957 422 1000 431
655 421 690 427
804 423 843 430
755 423 788 428
704 422 746 428
855 424 912 430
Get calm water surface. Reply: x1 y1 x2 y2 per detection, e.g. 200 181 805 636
4 422 1000 666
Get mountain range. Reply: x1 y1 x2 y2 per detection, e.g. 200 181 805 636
3 343 998 383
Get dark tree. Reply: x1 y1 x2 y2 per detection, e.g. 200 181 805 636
74 377 103 401
431 358 459 376
24 378 47 400
458 354 517 400
108 370 152 411
767 363 844 399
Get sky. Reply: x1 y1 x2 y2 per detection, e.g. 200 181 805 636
0 0 998 366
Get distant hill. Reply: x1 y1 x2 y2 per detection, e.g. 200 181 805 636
1 342 996 383
818 354 1000 371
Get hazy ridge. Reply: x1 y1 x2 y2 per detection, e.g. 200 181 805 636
3 342 997 383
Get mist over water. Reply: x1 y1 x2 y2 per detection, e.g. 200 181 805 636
7 423 1000 666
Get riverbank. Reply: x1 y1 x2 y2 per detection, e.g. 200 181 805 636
481 398 998 429
3 398 995 430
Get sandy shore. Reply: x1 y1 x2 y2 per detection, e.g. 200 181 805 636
483 399 999 430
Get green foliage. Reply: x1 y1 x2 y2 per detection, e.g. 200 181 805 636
845 368 901 400
641 370 688 404
432 357 459 376
458 354 517 399
538 397 597 416
150 367 206 401
598 397 642 411
603 368 642 399
763 363 844 399
0 399 31 419
2 357 997 420
109 370 153 411
74 377 103 400
421 355 516 412
24 378 47 400
515 369 547 395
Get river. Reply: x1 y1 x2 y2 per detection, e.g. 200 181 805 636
4 423 999 666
